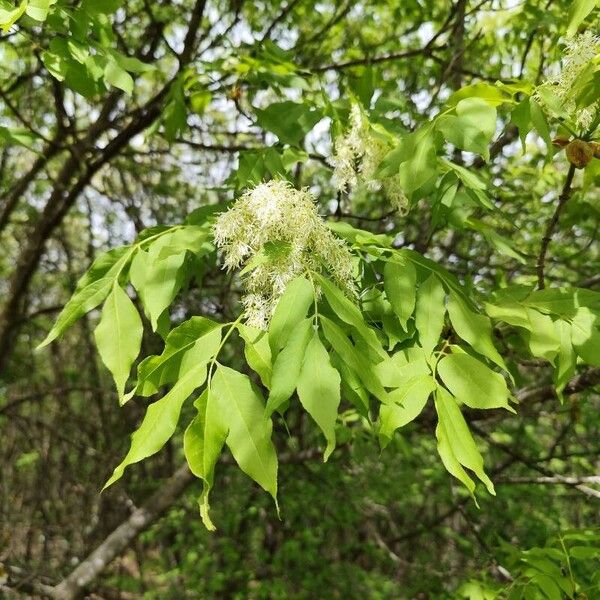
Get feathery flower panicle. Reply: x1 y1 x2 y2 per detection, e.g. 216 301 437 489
535 31 600 131
213 181 356 329
332 102 408 213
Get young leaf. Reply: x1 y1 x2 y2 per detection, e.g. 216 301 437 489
211 366 278 504
266 318 313 415
437 352 512 411
316 274 387 360
434 387 495 496
320 316 388 403
415 274 446 356
296 331 341 461
570 307 600 366
94 284 143 401
384 258 417 329
567 0 597 36
379 374 437 447
134 317 222 397
184 390 228 531
130 249 187 331
268 276 314 356
447 293 508 373
104 340 218 490
238 324 272 388
554 320 576 401
374 350 430 388
38 247 132 348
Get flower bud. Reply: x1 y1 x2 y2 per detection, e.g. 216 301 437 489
565 140 594 169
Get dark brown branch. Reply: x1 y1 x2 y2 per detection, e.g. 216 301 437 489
536 163 577 289
310 44 447 73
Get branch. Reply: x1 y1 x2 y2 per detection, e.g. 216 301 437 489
50 465 195 600
310 44 446 73
536 163 577 289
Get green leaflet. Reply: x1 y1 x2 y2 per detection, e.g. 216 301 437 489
94 283 143 402
415 274 446 356
434 387 495 497
437 98 497 160
268 276 314 356
104 326 222 488
554 320 576 403
104 60 134 94
437 352 513 412
134 317 223 398
255 101 322 146
447 293 508 373
266 317 313 415
130 248 187 331
566 0 597 36
238 324 272 388
571 307 600 366
27 0 51 20
383 258 417 330
320 316 388 403
184 390 228 531
374 349 430 388
38 246 133 348
316 274 387 360
296 332 341 461
379 374 437 447
211 366 278 506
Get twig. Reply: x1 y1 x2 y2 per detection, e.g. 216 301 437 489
536 164 576 289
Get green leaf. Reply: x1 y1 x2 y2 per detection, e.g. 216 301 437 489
0 0 26 31
374 349 430 388
26 0 51 21
571 307 600 366
268 276 314 355
296 332 341 460
38 247 133 348
316 274 386 360
447 293 508 373
379 375 436 447
566 0 598 36
105 332 219 489
525 307 560 362
415 274 446 356
255 101 322 146
384 258 417 329
211 366 278 504
134 317 223 397
554 320 576 401
184 390 228 530
266 318 313 415
104 60 134 94
94 284 143 401
398 128 437 195
434 387 495 496
238 324 272 388
320 316 388 403
529 99 552 153
437 98 497 160
511 98 531 152
437 352 512 411
130 249 187 330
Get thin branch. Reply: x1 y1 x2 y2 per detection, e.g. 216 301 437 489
536 164 577 289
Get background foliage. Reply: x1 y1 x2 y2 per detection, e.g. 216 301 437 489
1 0 599 598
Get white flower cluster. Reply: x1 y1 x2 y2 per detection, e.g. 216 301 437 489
332 104 408 215
535 31 600 131
213 180 356 329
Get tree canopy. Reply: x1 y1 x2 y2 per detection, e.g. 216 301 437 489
1 0 600 598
